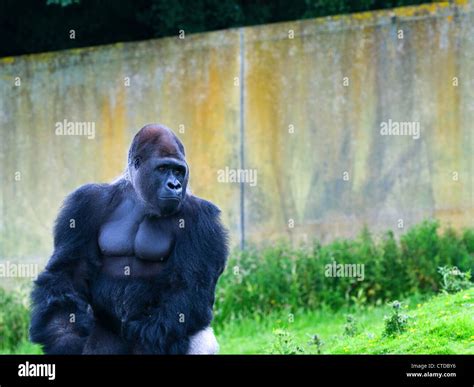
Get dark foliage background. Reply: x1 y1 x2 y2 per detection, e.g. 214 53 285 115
1 0 441 57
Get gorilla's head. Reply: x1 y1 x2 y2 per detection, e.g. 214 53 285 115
128 124 189 216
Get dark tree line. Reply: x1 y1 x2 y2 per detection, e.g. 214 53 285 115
0 0 440 57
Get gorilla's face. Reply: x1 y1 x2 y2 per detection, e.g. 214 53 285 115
132 155 187 216
128 124 189 216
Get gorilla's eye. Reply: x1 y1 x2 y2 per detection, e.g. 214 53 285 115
134 157 141 169
158 166 166 172
174 168 184 176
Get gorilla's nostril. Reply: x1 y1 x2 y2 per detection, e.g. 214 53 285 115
167 181 182 190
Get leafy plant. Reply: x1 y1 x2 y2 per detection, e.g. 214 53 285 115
343 314 358 337
383 301 409 337
307 333 324 354
269 329 305 354
438 266 472 294
0 287 30 352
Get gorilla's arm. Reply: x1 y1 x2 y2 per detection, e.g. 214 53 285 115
30 184 106 354
125 198 228 354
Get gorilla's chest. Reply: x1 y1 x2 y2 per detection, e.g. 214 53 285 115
98 199 175 277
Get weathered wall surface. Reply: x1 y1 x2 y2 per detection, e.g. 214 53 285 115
0 1 473 266
243 1 474 244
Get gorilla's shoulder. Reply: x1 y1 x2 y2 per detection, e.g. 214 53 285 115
67 182 111 198
67 178 131 204
181 194 228 268
181 194 227 240
53 182 121 243
183 194 221 218
62 182 116 212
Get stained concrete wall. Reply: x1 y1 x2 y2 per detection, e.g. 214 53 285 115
243 1 474 244
0 1 473 266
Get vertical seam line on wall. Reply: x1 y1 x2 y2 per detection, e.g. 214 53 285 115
239 27 246 250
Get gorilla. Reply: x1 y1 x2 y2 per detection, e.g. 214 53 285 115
30 124 228 354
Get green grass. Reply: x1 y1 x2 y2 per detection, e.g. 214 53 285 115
2 340 42 354
6 289 474 355
215 288 474 354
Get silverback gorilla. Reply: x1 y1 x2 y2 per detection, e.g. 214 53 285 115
30 124 228 354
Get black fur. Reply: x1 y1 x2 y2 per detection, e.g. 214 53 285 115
30 179 228 354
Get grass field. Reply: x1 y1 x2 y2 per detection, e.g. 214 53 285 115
7 288 474 355
215 288 474 354
6 288 474 355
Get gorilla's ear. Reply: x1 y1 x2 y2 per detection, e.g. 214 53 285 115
133 156 141 169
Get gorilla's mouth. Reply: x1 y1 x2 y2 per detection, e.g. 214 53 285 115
158 196 181 215
159 196 180 202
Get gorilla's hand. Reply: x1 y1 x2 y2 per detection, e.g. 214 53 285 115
124 286 213 354
82 322 130 354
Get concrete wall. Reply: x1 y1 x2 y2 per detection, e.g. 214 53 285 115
0 1 473 266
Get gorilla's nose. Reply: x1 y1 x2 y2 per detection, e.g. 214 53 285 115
166 179 182 195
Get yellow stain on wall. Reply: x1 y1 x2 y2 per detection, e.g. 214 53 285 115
0 57 15 64
348 29 376 195
430 21 463 219
99 87 127 182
